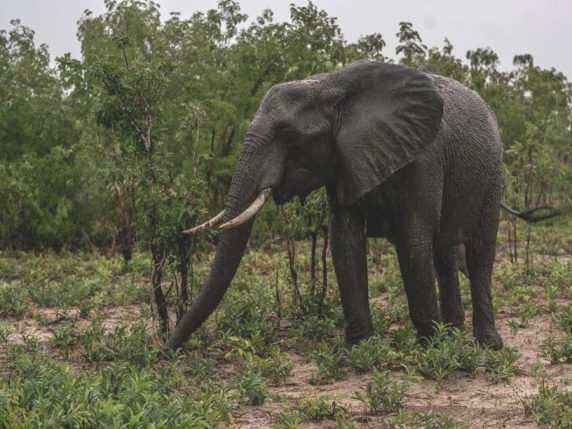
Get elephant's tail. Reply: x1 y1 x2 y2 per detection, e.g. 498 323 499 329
500 202 561 224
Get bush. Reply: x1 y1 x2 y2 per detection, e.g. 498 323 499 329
0 355 232 428
526 382 572 428
354 368 421 414
0 282 28 317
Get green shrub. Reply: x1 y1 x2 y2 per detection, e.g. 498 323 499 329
296 395 348 421
273 410 302 429
540 332 572 364
559 305 572 333
313 344 347 383
526 382 572 428
78 321 158 366
0 282 28 317
246 351 294 384
344 337 399 373
413 324 461 391
354 368 421 414
0 355 231 428
482 347 521 384
387 410 465 428
231 367 270 405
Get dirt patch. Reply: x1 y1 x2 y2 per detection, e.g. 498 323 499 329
0 304 146 360
2 253 571 427
232 313 569 428
0 306 567 428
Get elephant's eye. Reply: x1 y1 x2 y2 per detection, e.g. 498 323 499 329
288 147 301 163
282 129 297 142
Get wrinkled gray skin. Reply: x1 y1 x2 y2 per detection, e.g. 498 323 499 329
164 60 505 351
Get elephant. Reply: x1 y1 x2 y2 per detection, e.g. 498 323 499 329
456 203 560 278
163 60 555 352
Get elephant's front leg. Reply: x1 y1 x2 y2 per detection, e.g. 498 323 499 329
395 238 441 341
328 197 374 348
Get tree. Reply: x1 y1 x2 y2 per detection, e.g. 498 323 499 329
505 123 560 265
0 20 104 250
346 33 387 62
395 22 426 67
59 9 208 335
280 190 329 314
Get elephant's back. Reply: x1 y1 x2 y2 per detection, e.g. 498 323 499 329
431 75 501 156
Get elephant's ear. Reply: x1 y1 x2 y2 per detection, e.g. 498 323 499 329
333 62 444 206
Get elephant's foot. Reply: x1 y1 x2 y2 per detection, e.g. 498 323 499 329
442 321 466 333
332 342 357 363
334 345 350 361
414 334 431 348
441 312 465 331
337 331 373 355
413 320 440 346
475 328 503 350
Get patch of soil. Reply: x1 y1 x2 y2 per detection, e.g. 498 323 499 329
2 253 571 427
234 313 571 428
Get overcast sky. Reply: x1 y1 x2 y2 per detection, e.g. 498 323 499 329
1 0 571 77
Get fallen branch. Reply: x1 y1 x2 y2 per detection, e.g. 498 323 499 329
42 315 70 327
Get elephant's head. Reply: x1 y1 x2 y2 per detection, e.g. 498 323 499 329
163 61 443 350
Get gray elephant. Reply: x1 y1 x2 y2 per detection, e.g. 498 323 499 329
456 203 560 279
163 60 552 352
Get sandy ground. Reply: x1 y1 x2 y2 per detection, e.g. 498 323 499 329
1 303 569 428
1 254 571 428
228 311 571 428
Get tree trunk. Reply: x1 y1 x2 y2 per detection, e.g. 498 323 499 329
151 246 169 338
320 227 329 310
286 236 305 314
310 232 318 295
114 185 133 263
177 242 190 326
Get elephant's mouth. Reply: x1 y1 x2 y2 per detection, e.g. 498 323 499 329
273 164 324 206
272 188 294 205
273 187 313 206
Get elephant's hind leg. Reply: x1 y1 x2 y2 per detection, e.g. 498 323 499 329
435 246 465 330
466 195 503 350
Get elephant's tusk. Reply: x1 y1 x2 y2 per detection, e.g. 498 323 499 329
220 188 273 230
182 210 226 235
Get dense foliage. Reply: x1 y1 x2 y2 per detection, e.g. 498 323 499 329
0 0 570 253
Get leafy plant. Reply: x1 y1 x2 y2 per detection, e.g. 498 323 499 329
273 410 302 429
483 347 521 383
354 368 421 414
559 305 572 333
313 346 347 383
0 283 28 317
244 352 293 384
344 336 399 373
387 410 465 428
525 378 572 428
51 322 79 360
413 324 461 391
231 367 270 405
540 332 572 364
296 395 348 421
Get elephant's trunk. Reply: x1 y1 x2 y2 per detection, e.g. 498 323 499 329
163 152 264 351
